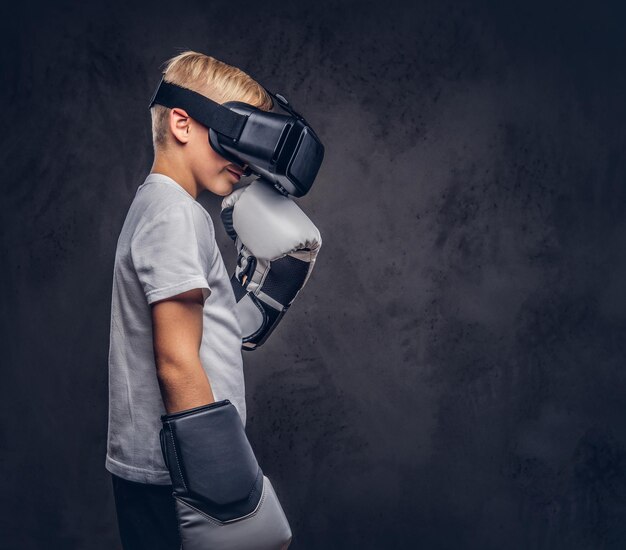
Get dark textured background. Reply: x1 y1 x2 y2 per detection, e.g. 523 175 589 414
1 0 625 548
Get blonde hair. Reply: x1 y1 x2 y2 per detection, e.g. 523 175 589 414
150 50 274 151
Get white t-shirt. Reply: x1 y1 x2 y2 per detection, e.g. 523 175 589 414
105 172 246 485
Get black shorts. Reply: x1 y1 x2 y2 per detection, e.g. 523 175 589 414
111 473 181 550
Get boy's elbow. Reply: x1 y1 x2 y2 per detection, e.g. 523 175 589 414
156 357 203 389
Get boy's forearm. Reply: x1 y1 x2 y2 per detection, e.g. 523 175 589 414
150 288 211 414
156 359 215 414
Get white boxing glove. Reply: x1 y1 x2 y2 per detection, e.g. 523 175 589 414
221 179 322 350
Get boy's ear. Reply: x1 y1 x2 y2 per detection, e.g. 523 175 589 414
169 107 192 144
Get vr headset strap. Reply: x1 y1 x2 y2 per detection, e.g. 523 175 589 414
148 76 247 140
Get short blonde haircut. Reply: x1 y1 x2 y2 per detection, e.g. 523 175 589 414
150 50 274 151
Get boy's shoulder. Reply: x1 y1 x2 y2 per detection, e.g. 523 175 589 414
131 176 215 240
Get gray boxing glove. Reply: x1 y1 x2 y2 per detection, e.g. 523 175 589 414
221 179 322 350
160 399 292 549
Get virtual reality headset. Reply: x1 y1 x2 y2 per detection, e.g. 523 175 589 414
148 75 324 198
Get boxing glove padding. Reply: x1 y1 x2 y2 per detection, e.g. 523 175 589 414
160 400 292 549
221 179 322 350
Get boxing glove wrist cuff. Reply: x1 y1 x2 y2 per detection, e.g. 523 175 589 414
160 399 263 521
159 400 293 549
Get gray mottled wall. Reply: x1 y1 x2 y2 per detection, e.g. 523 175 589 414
1 0 625 548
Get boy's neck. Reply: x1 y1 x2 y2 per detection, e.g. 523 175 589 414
150 153 200 199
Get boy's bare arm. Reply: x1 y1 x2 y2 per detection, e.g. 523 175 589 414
151 288 215 414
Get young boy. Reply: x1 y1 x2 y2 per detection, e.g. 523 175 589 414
105 51 274 549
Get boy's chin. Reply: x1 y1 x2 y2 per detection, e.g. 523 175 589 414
204 179 235 197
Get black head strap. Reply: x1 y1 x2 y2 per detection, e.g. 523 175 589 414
148 76 248 140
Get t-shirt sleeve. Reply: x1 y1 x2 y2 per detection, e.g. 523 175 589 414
130 201 212 305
